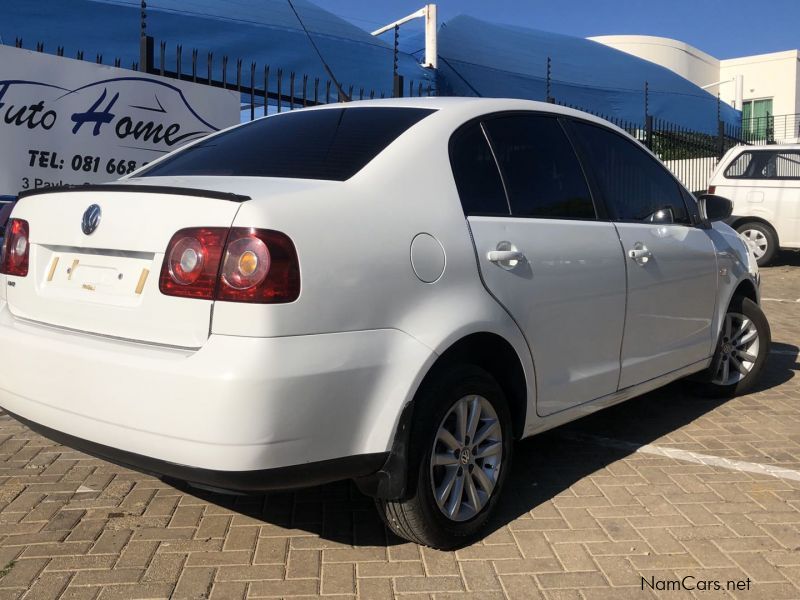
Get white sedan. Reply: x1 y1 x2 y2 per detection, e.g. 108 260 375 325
0 98 769 548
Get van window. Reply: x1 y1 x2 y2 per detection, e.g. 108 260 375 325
724 153 753 178
483 115 596 219
570 121 690 224
724 150 800 180
769 152 800 178
138 107 435 182
449 123 510 216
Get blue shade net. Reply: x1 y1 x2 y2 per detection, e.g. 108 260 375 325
2 0 432 101
408 16 739 132
3 2 737 131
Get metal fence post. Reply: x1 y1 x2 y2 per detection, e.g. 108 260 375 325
393 25 399 78
139 1 152 73
644 114 653 150
717 120 725 159
139 35 153 73
250 62 256 121
276 69 282 112
393 74 404 98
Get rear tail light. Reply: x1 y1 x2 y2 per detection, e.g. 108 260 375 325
220 234 271 291
708 185 716 194
159 227 228 300
159 227 300 303
0 219 30 277
217 228 299 303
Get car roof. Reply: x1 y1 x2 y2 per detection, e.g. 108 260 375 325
733 143 800 151
286 96 630 137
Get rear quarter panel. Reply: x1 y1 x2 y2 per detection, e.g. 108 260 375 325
208 107 538 439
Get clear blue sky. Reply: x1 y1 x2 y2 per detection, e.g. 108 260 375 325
312 0 799 60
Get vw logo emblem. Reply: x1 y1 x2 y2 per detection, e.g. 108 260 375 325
81 204 102 235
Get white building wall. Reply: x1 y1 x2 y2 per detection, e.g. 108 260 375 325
591 35 800 119
719 51 799 116
589 35 720 88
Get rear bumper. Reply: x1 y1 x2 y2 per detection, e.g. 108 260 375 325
0 305 433 487
5 408 388 492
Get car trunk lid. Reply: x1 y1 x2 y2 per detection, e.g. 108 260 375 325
6 185 244 347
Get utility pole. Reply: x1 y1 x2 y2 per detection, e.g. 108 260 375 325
372 4 438 70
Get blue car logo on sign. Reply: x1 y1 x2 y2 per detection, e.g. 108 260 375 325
81 204 102 235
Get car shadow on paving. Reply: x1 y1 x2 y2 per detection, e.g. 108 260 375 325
173 345 799 549
771 250 800 268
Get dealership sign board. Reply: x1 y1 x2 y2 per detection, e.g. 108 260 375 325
0 46 240 196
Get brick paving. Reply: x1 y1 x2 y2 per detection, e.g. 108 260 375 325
0 251 799 599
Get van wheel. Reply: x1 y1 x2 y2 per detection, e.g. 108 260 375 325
693 296 770 398
736 222 778 267
376 365 513 549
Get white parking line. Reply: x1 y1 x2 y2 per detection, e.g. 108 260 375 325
771 349 798 356
761 297 800 303
566 433 800 483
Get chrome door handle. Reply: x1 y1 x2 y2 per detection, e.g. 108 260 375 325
487 250 525 263
627 243 652 265
487 242 525 271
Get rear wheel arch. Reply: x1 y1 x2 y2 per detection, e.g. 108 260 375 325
420 332 528 440
356 332 528 501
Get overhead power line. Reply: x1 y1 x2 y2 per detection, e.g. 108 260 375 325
287 0 351 102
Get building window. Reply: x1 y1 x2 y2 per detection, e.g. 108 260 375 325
742 99 773 142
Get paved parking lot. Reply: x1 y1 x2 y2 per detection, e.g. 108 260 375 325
0 253 799 600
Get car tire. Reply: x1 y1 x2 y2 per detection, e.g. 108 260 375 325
693 296 771 399
376 364 513 549
736 222 778 267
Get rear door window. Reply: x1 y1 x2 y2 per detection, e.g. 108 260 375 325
483 115 595 219
449 122 510 216
724 152 754 178
138 107 435 181
570 120 690 224
724 150 800 180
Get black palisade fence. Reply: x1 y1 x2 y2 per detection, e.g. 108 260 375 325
546 56 749 193
8 38 751 192
7 35 435 122
15 37 139 70
139 36 433 117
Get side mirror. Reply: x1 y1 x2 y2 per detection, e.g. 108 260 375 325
697 194 732 226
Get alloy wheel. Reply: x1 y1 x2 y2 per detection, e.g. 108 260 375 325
429 395 503 522
712 311 760 386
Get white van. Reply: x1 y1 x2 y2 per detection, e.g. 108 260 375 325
709 144 800 266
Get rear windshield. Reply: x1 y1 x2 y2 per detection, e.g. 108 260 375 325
137 107 435 182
